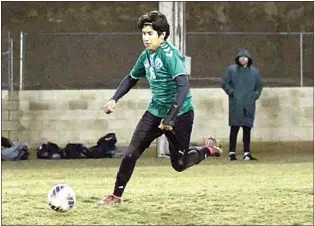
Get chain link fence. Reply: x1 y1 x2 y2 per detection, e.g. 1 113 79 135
186 32 313 87
22 32 149 89
17 32 314 89
1 31 13 90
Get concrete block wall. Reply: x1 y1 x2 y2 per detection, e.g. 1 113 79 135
17 90 149 148
1 91 21 142
1 88 313 148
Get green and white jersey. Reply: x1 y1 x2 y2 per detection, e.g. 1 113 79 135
130 41 194 118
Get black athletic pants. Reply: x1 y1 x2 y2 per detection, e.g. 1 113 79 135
112 110 209 197
229 126 251 154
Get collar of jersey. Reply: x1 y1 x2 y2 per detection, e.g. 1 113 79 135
147 40 167 54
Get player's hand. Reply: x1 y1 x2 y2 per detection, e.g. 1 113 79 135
158 123 173 131
158 115 175 131
104 99 116 114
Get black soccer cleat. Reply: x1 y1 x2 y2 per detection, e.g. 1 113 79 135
229 153 237 161
243 153 257 161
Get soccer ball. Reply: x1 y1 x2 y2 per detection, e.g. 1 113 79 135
47 184 76 212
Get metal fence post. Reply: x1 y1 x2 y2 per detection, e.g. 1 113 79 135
19 31 24 90
300 33 303 87
7 31 11 90
10 36 14 91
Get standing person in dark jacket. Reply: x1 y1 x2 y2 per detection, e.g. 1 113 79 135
221 49 263 161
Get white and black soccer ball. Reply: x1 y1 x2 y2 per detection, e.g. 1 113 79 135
47 184 76 212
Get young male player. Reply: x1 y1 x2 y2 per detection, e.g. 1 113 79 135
97 11 222 205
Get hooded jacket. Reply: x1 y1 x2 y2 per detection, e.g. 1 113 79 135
221 49 263 127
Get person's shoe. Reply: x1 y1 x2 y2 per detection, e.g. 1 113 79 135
204 137 223 157
243 153 257 161
97 194 122 206
229 153 237 161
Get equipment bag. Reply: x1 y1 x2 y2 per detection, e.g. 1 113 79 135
37 142 64 159
97 133 117 152
87 145 113 158
63 143 89 159
2 144 29 161
1 136 14 148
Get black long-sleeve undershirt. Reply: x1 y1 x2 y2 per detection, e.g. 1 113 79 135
111 75 138 102
111 74 190 122
162 74 190 126
173 74 190 110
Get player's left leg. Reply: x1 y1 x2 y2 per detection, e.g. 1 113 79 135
165 110 222 172
97 111 163 205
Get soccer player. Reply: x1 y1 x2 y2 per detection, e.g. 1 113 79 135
97 11 222 205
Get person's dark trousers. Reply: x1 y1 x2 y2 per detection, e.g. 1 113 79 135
112 110 209 197
229 126 251 154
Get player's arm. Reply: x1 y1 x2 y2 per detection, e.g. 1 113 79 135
111 75 139 102
159 49 189 130
160 75 189 130
104 52 145 114
104 75 139 114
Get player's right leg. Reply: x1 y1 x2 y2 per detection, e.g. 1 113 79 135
97 111 163 205
165 110 222 172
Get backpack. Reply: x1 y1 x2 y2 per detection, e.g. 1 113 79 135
63 143 89 159
1 136 14 148
37 142 64 159
97 133 117 152
1 144 29 161
87 145 113 158
86 133 117 158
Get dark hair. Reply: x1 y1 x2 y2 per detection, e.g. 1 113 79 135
137 11 170 40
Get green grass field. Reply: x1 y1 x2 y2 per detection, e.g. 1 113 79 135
2 142 313 225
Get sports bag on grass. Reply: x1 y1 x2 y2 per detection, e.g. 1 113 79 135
1 137 29 161
63 143 89 159
37 142 64 159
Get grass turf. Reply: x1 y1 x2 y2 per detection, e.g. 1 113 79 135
1 141 313 225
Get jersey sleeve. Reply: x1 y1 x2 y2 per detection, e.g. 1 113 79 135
130 51 146 79
165 50 186 79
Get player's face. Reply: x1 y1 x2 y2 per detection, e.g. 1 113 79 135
239 56 249 66
142 25 165 51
